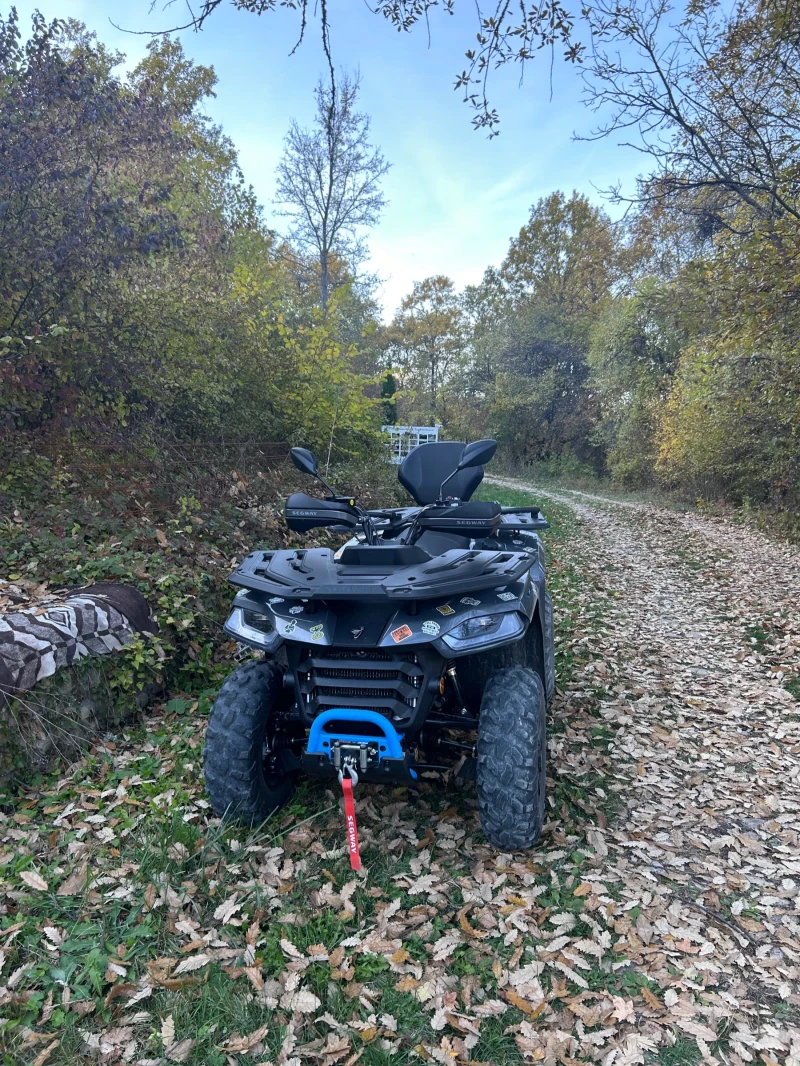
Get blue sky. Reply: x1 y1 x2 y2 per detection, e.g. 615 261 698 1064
12 1 645 317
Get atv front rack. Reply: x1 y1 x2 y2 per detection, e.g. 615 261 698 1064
231 546 537 603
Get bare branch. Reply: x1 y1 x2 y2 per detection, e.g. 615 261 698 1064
274 71 390 309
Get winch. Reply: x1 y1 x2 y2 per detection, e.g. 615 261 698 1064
301 708 417 783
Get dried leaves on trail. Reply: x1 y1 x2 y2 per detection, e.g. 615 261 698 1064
2 485 800 1065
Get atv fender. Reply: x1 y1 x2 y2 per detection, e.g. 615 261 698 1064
456 599 547 714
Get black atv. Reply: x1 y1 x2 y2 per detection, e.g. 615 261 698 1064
204 438 555 852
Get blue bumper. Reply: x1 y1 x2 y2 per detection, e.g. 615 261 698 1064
303 709 417 782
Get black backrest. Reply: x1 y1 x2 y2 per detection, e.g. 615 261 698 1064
398 441 484 505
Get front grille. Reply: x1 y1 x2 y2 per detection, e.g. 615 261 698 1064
315 667 395 682
296 651 424 724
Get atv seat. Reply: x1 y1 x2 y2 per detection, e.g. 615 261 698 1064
399 442 484 505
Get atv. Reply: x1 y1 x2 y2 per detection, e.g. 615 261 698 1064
204 438 555 854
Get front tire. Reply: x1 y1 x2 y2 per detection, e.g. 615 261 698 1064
204 660 296 824
476 666 547 850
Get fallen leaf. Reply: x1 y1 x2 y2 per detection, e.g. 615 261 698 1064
161 1014 175 1048
220 1023 269 1052
640 986 663 1011
611 995 636 1022
166 1038 195 1062
504 989 545 1016
143 882 157 911
31 1040 59 1066
213 895 242 924
20 870 48 892
284 988 322 1014
458 906 488 939
172 953 210 975
57 865 87 896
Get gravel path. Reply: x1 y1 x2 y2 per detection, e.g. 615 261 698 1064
488 476 800 1061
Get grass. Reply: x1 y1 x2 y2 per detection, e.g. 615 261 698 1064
655 1036 703 1066
490 461 691 512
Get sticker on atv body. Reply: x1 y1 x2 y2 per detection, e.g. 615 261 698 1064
284 619 297 635
435 604 455 616
421 620 440 636
391 624 413 643
269 597 284 605
289 605 303 615
310 624 324 641
497 591 517 601
460 597 481 606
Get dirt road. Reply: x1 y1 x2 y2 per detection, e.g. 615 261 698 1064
488 476 800 1062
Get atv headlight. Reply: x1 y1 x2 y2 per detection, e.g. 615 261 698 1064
441 612 525 653
449 614 504 640
224 607 283 652
242 610 274 634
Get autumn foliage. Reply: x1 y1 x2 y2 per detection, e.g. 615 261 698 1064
381 1 800 529
0 11 381 457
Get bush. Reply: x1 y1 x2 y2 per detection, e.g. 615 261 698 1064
0 441 405 778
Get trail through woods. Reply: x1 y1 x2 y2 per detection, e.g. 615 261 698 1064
487 476 800 1058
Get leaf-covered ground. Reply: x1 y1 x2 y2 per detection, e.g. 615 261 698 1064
2 481 799 1066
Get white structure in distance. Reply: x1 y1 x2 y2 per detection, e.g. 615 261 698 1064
382 425 442 464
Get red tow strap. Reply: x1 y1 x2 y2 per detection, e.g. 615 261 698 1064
340 774 362 870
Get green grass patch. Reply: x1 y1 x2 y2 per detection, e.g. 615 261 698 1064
655 1036 702 1066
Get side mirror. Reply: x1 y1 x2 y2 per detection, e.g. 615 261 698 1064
290 447 319 477
437 438 497 501
458 439 497 470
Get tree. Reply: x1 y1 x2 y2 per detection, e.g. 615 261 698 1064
385 276 466 423
0 10 187 432
0 11 383 454
588 286 681 485
500 191 621 315
274 72 389 310
581 0 800 231
479 192 621 465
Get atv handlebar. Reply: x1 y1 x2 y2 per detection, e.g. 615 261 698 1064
368 504 544 516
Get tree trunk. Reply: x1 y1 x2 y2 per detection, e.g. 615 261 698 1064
320 249 329 312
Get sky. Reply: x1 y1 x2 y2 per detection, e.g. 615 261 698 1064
11 0 647 318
